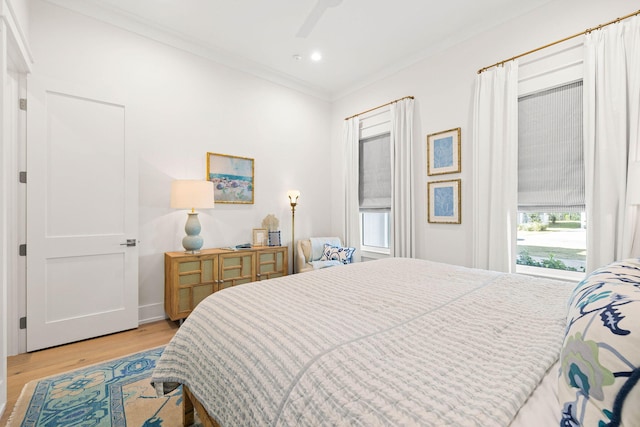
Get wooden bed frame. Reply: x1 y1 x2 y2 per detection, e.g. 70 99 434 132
183 385 221 427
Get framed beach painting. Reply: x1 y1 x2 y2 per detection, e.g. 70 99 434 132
427 127 461 176
427 179 461 224
207 152 254 204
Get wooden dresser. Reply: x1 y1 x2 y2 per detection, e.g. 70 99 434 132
164 246 288 321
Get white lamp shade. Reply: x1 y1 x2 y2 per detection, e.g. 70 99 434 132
287 190 300 203
170 180 215 210
628 162 640 205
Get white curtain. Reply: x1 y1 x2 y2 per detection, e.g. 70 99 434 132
343 116 361 261
584 16 640 272
472 61 519 272
390 98 415 258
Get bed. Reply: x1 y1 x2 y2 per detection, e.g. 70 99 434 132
151 257 576 426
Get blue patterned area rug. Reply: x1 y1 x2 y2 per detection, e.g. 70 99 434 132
8 346 199 427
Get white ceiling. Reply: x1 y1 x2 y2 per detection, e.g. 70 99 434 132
45 0 553 100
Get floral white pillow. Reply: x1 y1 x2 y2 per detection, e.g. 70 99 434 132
558 259 640 426
319 244 355 264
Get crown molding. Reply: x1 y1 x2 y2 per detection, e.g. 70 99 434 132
2 0 34 72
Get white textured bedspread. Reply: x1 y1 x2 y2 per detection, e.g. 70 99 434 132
152 258 573 426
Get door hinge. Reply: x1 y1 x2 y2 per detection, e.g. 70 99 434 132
19 317 27 329
19 244 26 256
19 171 27 183
19 98 27 111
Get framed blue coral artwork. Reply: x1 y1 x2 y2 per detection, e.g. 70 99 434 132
428 179 461 224
427 127 461 176
207 152 254 204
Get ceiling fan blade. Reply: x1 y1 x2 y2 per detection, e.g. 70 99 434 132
296 0 343 38
296 2 326 38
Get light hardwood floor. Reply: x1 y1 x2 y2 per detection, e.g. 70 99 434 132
0 319 179 426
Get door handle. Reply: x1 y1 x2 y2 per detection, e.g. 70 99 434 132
120 239 137 247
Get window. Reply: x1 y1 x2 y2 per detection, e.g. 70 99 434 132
517 81 586 274
361 212 389 249
359 132 391 253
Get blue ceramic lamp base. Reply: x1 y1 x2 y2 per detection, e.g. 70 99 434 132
182 212 204 253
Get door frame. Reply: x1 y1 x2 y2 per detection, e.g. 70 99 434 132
4 68 27 357
0 1 33 418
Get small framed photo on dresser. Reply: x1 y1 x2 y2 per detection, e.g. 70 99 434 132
252 228 268 247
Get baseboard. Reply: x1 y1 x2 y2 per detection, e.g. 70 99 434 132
138 303 167 325
7 304 168 356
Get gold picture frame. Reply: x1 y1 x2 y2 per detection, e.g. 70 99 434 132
206 152 254 204
252 228 268 247
427 179 461 224
427 127 461 176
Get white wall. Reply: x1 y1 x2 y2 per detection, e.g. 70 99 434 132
28 0 333 323
330 0 635 268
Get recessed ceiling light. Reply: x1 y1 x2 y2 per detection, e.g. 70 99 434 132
292 54 302 61
310 52 322 61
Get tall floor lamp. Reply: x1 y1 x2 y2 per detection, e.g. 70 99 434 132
288 190 300 273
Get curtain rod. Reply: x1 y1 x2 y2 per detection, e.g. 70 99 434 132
477 9 640 74
344 96 414 121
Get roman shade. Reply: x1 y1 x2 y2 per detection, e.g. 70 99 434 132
359 133 391 211
518 81 584 212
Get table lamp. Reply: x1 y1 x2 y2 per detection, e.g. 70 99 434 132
171 180 215 253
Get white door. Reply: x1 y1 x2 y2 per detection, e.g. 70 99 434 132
26 76 138 351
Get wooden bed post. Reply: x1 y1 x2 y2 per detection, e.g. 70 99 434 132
183 385 195 426
183 385 221 427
